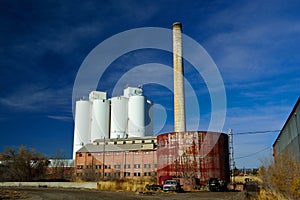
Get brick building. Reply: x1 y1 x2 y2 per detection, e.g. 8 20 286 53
75 136 157 180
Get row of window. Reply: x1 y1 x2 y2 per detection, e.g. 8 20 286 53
78 151 153 157
96 140 155 146
77 164 155 170
76 172 156 177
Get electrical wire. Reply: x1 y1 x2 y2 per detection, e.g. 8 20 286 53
233 130 281 135
235 146 271 160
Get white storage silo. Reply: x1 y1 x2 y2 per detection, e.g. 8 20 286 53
110 96 128 139
145 100 154 136
73 100 91 159
90 99 110 141
128 95 146 137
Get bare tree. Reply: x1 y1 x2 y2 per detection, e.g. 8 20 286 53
0 145 49 181
259 153 300 199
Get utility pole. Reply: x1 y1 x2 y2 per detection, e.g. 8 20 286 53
228 128 236 183
102 137 106 179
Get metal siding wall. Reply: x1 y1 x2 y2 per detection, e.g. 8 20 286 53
275 102 300 160
157 131 230 184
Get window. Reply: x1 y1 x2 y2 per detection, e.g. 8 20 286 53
114 141 117 144
154 164 157 168
87 153 91 156
135 151 139 155
104 172 111 177
132 141 135 144
124 172 130 177
114 172 120 177
114 165 121 169
79 153 82 157
145 151 149 155
123 141 126 144
144 164 151 168
86 165 92 169
106 152 110 156
77 173 82 177
95 165 101 169
134 164 140 168
77 165 83 169
144 172 151 176
142 140 145 143
134 172 141 176
125 152 129 155
115 152 120 155
124 164 130 169
105 165 111 169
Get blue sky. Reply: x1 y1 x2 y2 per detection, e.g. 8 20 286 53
0 0 299 168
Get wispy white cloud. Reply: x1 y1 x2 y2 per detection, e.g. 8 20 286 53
47 115 73 122
0 84 71 114
197 1 300 83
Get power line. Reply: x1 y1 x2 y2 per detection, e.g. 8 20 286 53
235 146 271 160
233 130 281 135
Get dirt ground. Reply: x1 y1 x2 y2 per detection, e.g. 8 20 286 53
0 187 250 200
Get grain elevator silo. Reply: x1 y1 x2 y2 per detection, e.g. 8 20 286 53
128 95 146 137
89 91 110 141
110 96 128 139
73 100 91 159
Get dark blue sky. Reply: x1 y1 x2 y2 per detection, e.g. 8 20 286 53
0 0 299 168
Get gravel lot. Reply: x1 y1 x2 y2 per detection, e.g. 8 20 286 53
0 187 248 200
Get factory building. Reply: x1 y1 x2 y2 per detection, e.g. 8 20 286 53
273 97 300 162
75 136 157 180
73 86 153 159
72 22 230 189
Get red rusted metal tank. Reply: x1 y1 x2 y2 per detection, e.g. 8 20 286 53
157 131 230 186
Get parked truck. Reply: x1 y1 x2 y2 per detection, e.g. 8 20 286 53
162 180 182 192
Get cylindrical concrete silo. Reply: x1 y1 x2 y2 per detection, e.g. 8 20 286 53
157 131 230 188
110 96 128 139
128 95 146 137
73 100 91 159
90 99 110 141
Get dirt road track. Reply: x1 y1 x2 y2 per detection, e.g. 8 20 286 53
0 187 246 200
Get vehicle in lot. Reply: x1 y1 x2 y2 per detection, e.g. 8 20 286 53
207 178 227 192
162 180 182 192
145 184 162 191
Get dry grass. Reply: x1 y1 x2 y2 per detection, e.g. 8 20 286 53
255 189 287 200
0 189 29 199
97 179 152 193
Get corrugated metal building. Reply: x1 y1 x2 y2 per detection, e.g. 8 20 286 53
273 97 300 162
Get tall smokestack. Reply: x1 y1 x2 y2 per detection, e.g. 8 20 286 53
173 22 186 132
